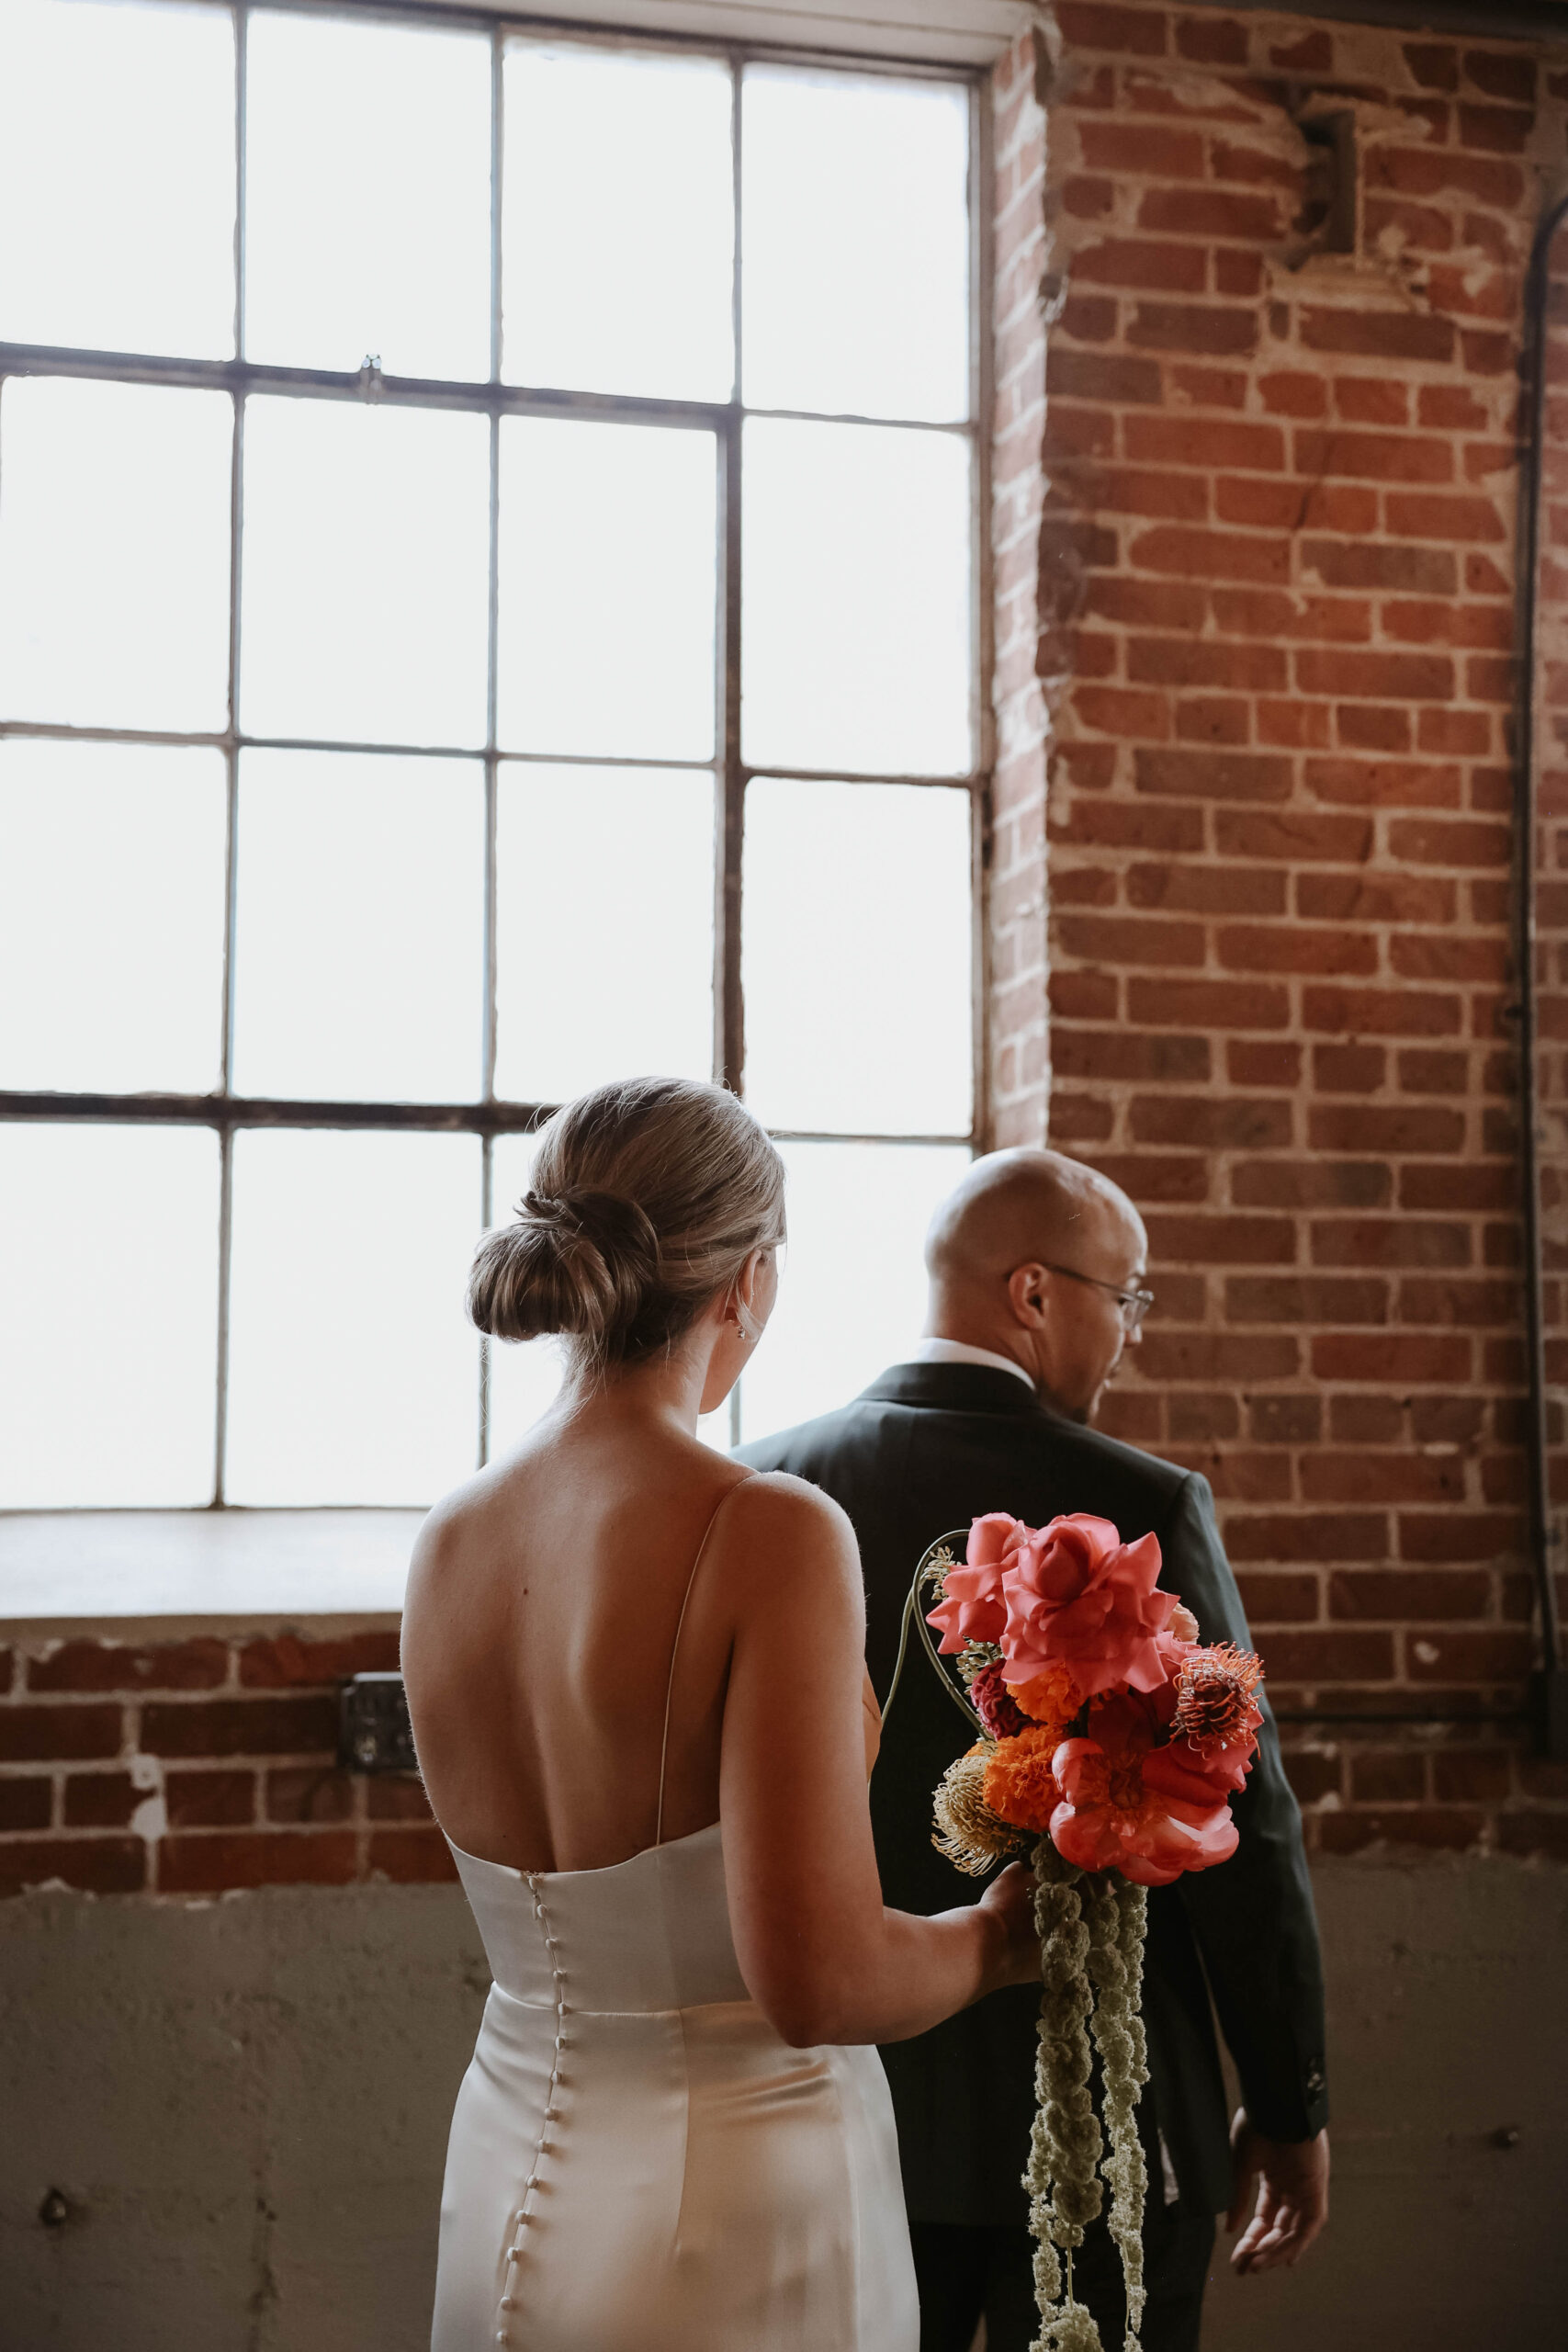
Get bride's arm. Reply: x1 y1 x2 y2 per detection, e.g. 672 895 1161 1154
716 1474 1038 2049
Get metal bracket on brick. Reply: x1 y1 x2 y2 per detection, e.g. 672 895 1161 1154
340 1673 416 1774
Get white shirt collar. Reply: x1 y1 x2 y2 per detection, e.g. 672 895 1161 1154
908 1337 1035 1390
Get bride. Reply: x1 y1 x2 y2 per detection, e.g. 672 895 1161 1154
402 1076 1038 2350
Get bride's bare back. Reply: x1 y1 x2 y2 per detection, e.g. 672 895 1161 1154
402 1407 760 1874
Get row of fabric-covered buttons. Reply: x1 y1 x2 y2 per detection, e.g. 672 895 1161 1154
495 1872 570 2344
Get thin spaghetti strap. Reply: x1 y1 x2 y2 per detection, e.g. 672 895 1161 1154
656 1478 751 1847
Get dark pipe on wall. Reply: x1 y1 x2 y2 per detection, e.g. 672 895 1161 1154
1513 190 1568 1760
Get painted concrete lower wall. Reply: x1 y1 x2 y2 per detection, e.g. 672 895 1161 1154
3 1857 1564 2352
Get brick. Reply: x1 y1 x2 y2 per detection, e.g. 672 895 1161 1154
1127 637 1287 691
366 1776 436 1823
1053 1029 1212 1082
1312 1333 1472 1383
1086 466 1209 521
1137 187 1285 241
1259 370 1328 417
1283 1750 1342 1803
1302 987 1462 1038
0 1704 121 1763
1387 816 1510 866
62 1771 141 1828
1300 540 1457 594
1300 307 1455 363
1456 104 1532 153
1128 861 1284 915
1134 746 1292 798
26 1639 229 1694
1226 1039 1301 1086
1496 1811 1568 1860
1168 1392 1240 1442
368 1827 460 1884
1431 1748 1513 1803
1303 756 1460 809
1217 923 1377 977
1077 122 1205 177
1083 578 1208 631
1073 684 1171 737
1398 1511 1520 1561
1302 1452 1465 1505
1318 1807 1484 1854
1463 51 1535 105
1056 3 1167 53
1228 1275 1387 1325
1385 492 1506 544
1309 1103 1464 1155
1137 1332 1301 1382
238 1633 400 1687
1075 237 1208 293
1131 1096 1293 1149
1350 1750 1426 1803
164 1770 256 1828
1175 695 1250 744
1226 1512 1388 1563
1128 302 1258 356
1174 14 1248 64
1407 1627 1530 1680
1330 1568 1492 1620
139 1695 338 1759
1234 1159 1392 1209
1046 347 1166 406
1336 705 1411 755
1327 1394 1404 1443
0 1838 145 1897
1296 427 1452 484
1311 1219 1470 1268
1214 808 1371 863
1128 526 1292 588
1054 799 1206 853
1260 1629 1397 1680
1087 1154 1211 1203
1297 648 1454 701
1332 378 1409 427
1145 1214 1295 1264
1238 1567 1323 1622
265 1766 356 1826
0 1778 51 1832
1404 43 1459 93
1248 1396 1322 1443
1050 969 1119 1020
1297 871 1455 924
159 1831 359 1894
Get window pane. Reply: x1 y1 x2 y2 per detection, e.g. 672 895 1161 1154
0 1124 219 1506
738 1140 970 1444
486 1130 562 1453
245 10 491 381
742 419 970 776
502 42 732 401
0 0 235 359
742 68 968 424
497 419 716 762
240 397 490 749
231 751 484 1103
0 740 225 1093
494 765 714 1103
744 779 971 1135
226 1130 479 1505
0 377 231 731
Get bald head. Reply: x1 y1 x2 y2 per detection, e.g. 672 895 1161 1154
923 1149 1147 1421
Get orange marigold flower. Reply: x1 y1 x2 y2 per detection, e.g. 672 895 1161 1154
1005 1662 1083 1733
982 1724 1062 1835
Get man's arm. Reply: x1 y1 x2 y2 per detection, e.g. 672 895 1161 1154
1157 1475 1330 2167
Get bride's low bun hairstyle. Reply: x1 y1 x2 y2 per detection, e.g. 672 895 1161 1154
468 1077 784 1373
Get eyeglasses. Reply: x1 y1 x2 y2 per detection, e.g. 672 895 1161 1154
1041 1261 1156 1332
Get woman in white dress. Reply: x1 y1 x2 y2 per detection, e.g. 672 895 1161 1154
403 1077 1037 2352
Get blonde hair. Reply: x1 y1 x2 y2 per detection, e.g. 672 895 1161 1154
468 1077 785 1373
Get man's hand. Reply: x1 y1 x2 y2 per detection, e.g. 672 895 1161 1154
1226 2109 1329 2274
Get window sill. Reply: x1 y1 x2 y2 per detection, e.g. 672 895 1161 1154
0 1510 421 1634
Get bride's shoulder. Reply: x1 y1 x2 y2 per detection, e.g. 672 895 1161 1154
718 1471 861 1611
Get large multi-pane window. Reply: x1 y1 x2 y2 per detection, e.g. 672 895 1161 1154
0 0 985 1510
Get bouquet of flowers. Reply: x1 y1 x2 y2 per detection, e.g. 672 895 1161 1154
908 1513 1265 2352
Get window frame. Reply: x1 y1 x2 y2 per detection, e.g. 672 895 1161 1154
0 0 993 1501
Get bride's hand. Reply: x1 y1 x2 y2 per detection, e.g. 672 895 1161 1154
975 1861 1041 1991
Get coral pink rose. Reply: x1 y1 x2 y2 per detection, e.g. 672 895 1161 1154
926 1513 1028 1654
1049 1716 1239 1888
1000 1513 1179 1701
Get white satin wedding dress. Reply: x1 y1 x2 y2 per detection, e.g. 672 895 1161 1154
429 1515 919 2351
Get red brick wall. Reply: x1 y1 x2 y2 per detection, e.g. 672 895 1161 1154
989 2 1568 1857
0 1634 452 1897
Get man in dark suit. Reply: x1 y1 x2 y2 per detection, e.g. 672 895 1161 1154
739 1148 1329 2352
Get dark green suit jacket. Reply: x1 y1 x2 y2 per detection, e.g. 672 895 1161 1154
738 1360 1328 2225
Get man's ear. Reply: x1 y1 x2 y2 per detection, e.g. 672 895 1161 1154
1008 1262 1048 1328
